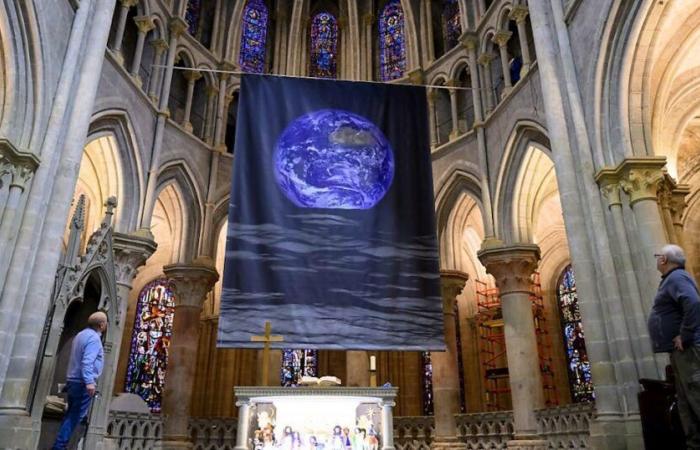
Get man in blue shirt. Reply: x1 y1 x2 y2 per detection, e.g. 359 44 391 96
648 244 700 449
52 311 107 450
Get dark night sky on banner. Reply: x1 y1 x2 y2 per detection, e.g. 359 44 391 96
217 75 445 351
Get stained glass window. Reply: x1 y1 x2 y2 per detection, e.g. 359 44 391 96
379 0 407 81
125 279 176 412
421 352 434 415
186 0 201 36
309 12 339 78
442 0 462 51
281 349 319 386
557 265 594 403
239 0 269 73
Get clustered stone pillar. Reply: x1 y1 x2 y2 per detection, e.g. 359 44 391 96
478 244 546 450
618 158 669 310
430 270 468 450
162 258 219 449
596 169 660 378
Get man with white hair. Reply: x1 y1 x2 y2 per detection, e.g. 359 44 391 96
52 310 107 450
648 244 700 448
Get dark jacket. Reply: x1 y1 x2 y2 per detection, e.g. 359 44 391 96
648 267 700 353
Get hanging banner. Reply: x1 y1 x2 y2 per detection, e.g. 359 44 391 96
218 75 443 350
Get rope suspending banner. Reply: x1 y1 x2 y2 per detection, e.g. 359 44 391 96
153 64 482 91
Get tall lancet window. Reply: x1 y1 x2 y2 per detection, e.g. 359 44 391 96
557 265 595 403
281 349 319 386
125 279 176 412
442 0 462 50
421 352 434 415
309 12 339 78
379 0 407 81
186 0 202 35
239 0 269 73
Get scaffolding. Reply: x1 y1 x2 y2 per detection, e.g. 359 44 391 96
476 274 559 411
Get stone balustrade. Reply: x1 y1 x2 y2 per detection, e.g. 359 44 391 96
104 403 594 450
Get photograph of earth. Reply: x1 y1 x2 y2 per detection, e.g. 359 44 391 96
274 109 395 210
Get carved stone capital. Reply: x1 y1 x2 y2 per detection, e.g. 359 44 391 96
478 53 495 66
218 61 237 81
618 157 667 206
509 5 530 23
594 167 623 208
150 38 169 54
169 17 188 37
205 84 219 98
460 32 479 52
0 138 40 190
668 184 690 226
183 69 202 82
440 270 468 313
133 15 155 33
164 257 219 309
477 244 540 296
113 229 157 288
407 68 423 85
492 31 513 47
120 0 139 7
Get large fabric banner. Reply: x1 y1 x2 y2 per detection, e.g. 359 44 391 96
218 75 443 350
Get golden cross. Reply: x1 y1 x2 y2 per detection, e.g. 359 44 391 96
251 321 284 386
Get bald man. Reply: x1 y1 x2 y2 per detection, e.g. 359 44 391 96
52 311 107 450
649 245 700 449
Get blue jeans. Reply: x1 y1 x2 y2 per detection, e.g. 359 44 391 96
52 381 92 450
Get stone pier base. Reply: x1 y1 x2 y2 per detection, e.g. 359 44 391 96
506 438 547 450
430 437 465 450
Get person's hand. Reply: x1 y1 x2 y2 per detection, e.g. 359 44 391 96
86 383 96 396
673 335 684 351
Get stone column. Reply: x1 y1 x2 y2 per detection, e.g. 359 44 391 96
478 244 545 449
427 90 438 147
618 157 669 312
447 81 460 140
84 229 157 449
478 53 495 113
462 33 495 238
234 399 252 450
346 351 369 387
147 39 169 103
203 84 219 145
363 14 374 80
129 16 155 85
596 171 661 378
0 142 39 266
509 6 532 75
162 258 219 449
182 70 202 132
0 0 117 423
430 270 468 450
140 17 187 229
492 31 513 96
380 400 396 450
213 63 234 152
110 0 139 63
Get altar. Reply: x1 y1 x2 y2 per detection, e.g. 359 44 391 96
234 387 399 450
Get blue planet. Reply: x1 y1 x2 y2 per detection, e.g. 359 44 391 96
274 109 395 209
